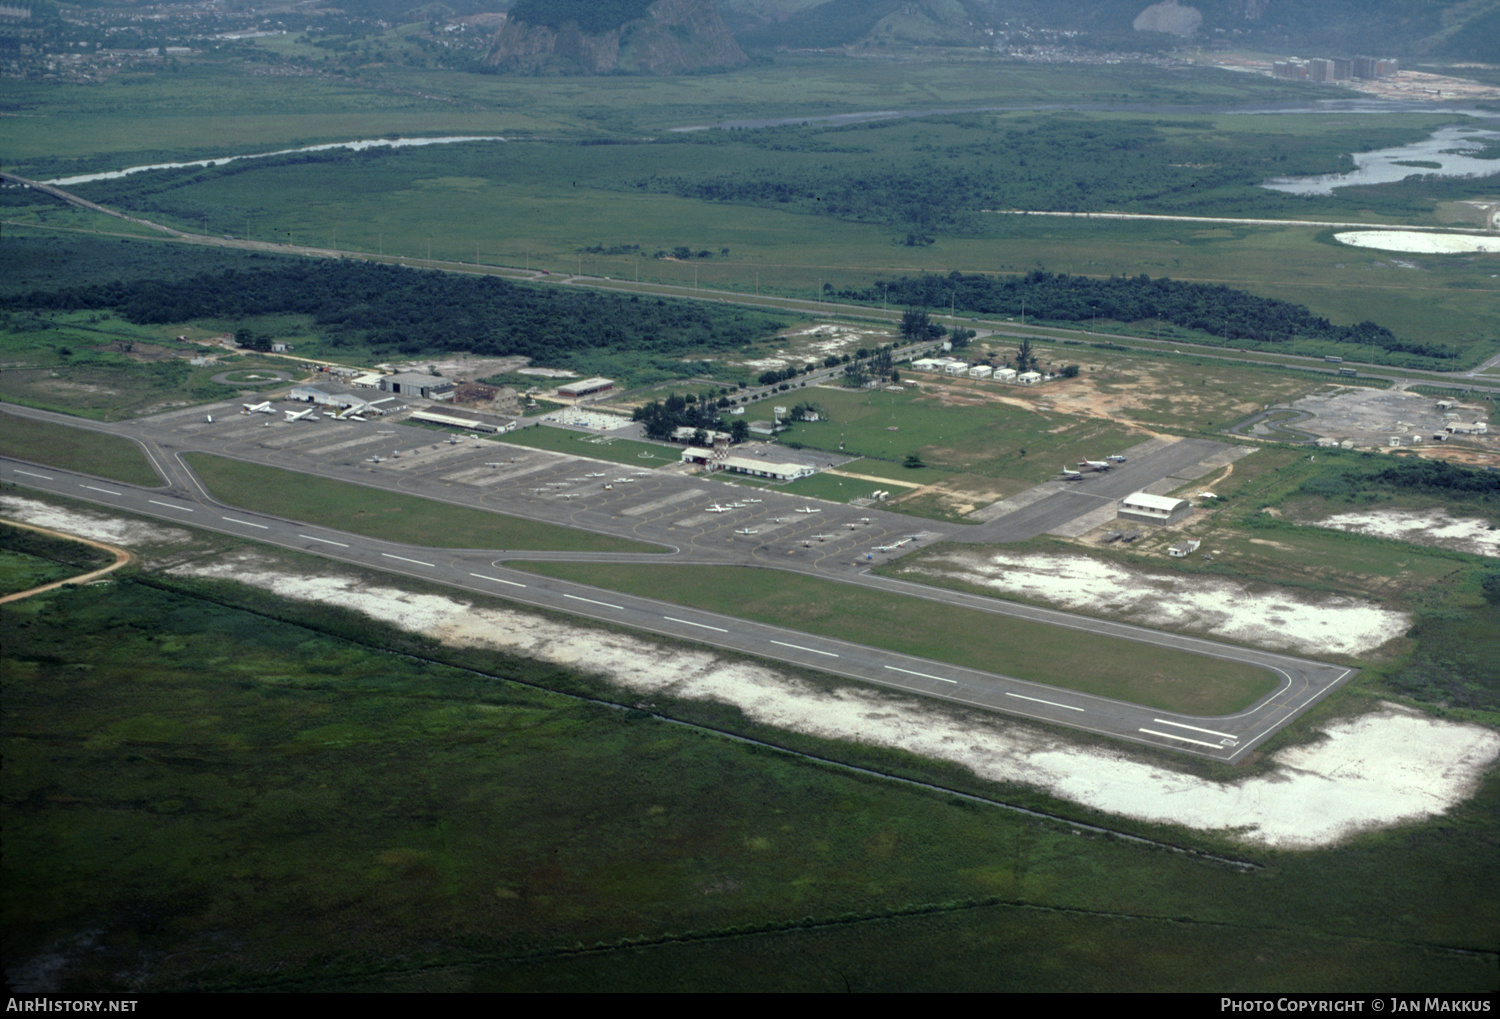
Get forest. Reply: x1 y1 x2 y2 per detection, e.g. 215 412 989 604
838 270 1457 367
7 259 787 366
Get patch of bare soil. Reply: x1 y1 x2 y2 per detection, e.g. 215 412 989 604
1308 507 1500 558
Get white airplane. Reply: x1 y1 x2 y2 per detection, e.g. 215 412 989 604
367 455 384 463
567 477 588 482
586 472 606 478
205 414 213 423
796 506 821 514
743 498 763 503
559 493 580 499
706 504 733 513
811 534 834 542
485 462 506 468
873 538 912 552
285 408 318 422
242 401 273 414
735 528 757 535
1106 455 1128 462
1060 467 1084 479
1078 459 1111 471
447 435 460 444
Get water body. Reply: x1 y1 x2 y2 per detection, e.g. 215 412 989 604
1262 124 1500 195
44 135 511 187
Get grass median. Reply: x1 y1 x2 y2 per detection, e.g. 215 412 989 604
510 562 1279 716
0 410 162 486
183 453 661 554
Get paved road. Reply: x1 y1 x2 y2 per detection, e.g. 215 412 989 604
1 401 1357 762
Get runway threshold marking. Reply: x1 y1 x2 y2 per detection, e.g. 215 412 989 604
14 469 53 480
82 484 121 496
470 572 526 588
222 516 268 529
564 593 624 610
300 534 349 547
1008 691 1084 712
1139 728 1224 750
772 640 839 658
149 500 194 512
664 616 729 632
885 665 956 684
1151 718 1236 740
382 553 435 567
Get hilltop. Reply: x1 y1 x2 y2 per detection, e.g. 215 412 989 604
485 0 749 74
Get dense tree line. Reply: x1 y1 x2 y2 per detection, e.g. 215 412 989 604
1303 457 1500 502
632 391 748 443
8 260 784 362
838 270 1456 363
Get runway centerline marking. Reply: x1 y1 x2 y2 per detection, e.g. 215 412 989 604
82 484 121 496
470 572 526 588
885 665 956 684
564 593 624 610
1008 691 1084 712
1139 728 1224 750
222 517 268 529
1152 718 1236 739
382 553 434 567
149 500 194 512
300 534 349 547
14 470 53 480
665 616 729 632
772 640 838 658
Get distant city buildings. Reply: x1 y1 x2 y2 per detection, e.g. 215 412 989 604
1273 55 1397 82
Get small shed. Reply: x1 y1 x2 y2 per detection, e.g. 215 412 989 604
1118 492 1192 527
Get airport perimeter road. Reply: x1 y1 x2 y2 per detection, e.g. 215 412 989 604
2 448 1356 763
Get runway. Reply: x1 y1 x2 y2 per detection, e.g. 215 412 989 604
0 401 1357 761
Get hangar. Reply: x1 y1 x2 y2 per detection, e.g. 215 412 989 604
1118 492 1192 526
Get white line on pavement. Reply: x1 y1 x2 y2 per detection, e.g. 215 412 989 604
664 616 728 632
222 517 268 529
470 572 526 588
149 500 194 512
82 484 121 495
884 665 956 684
564 593 624 610
1151 718 1236 739
382 553 434 567
14 469 53 480
771 640 838 658
1008 691 1084 712
300 534 349 547
1139 728 1224 750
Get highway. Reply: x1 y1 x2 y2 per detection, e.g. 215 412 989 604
1 401 1357 763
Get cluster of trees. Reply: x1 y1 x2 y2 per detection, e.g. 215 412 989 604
1303 457 1500 502
840 271 1455 362
631 391 749 444
9 260 784 363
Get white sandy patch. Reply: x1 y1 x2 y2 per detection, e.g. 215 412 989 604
1 495 191 546
1334 230 1500 254
165 556 1499 849
905 550 1407 657
1313 508 1500 558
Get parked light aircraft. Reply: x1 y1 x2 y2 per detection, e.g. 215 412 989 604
1059 467 1084 479
1107 455 1128 462
706 504 733 513
873 538 912 552
735 528 757 535
1078 459 1111 471
242 401 273 414
796 506 821 514
285 408 317 422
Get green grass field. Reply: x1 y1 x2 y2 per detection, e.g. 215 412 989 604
182 453 660 553
0 410 162 486
509 561 1279 715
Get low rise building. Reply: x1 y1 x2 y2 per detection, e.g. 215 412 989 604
1118 492 1193 527
557 377 615 399
379 372 455 401
1168 539 1202 558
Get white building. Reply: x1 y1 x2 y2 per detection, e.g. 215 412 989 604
995 368 1017 383
1118 492 1193 526
968 365 993 379
1017 371 1042 386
